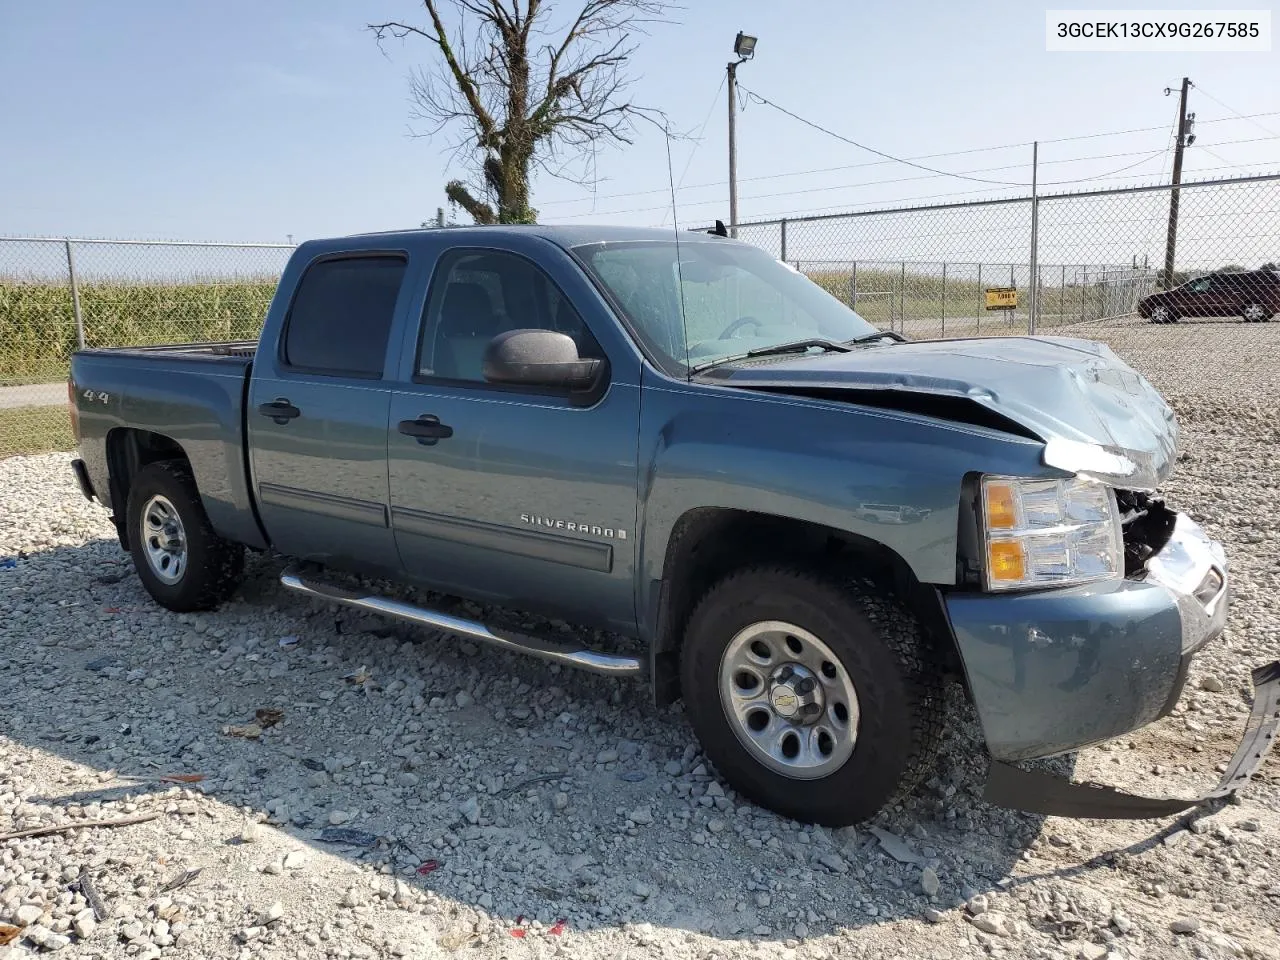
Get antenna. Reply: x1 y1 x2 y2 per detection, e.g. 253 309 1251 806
635 111 693 378
662 131 693 380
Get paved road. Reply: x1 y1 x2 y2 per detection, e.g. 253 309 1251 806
0 383 64 409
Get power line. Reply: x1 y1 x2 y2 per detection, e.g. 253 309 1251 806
533 117 1280 211
660 73 726 227
1194 145 1256 175
543 158 1274 223
1190 83 1280 139
736 84 1029 187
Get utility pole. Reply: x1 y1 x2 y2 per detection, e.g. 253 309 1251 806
1163 77 1193 289
727 32 757 239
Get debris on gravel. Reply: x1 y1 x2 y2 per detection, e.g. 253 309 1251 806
2 325 1280 959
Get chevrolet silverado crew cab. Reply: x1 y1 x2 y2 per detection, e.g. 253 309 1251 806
68 225 1279 826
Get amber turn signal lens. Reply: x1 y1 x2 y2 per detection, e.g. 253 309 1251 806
987 540 1026 582
984 482 1018 530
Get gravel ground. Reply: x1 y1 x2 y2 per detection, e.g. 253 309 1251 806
2 321 1279 960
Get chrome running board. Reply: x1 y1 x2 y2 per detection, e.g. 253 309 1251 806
279 563 644 678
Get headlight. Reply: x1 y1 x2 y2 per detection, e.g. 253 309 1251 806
980 475 1123 591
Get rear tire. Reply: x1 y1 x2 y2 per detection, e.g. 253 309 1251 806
126 461 244 612
1242 301 1271 323
680 566 945 826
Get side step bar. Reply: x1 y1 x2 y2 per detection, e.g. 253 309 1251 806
279 563 645 678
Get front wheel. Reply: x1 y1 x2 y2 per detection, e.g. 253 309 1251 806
680 566 945 825
1149 305 1176 324
125 461 244 612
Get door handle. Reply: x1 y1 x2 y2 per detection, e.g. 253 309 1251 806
398 415 453 445
258 399 301 424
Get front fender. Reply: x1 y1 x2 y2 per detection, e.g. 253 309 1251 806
635 370 1055 624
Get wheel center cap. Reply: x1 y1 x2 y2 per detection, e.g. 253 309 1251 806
767 664 824 724
770 684 801 717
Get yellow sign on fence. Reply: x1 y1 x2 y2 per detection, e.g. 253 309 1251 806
984 287 1018 311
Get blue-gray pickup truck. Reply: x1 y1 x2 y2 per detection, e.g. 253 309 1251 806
68 225 1279 825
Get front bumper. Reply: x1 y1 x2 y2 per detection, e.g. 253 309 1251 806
946 512 1277 817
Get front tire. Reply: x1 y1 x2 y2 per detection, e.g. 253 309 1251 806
680 566 945 826
125 461 244 612
1149 305 1176 324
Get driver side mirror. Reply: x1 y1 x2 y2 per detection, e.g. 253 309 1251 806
482 329 603 391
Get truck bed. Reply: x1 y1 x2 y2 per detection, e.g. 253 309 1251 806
69 339 265 551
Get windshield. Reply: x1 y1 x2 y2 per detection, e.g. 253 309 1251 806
573 240 880 373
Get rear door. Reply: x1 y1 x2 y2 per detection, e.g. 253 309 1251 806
385 240 642 633
247 253 409 574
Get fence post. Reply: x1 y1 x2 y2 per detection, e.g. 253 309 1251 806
1009 264 1015 329
65 240 86 350
1080 266 1087 321
976 262 982 334
940 262 946 338
899 261 906 334
1028 140 1039 335
850 260 857 310
780 218 788 263
1060 264 1066 325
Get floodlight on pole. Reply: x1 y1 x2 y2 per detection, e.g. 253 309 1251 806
728 32 758 238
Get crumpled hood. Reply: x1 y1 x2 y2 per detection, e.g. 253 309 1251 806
699 336 1178 489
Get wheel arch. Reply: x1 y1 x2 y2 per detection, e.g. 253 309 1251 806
105 427 190 549
647 507 960 705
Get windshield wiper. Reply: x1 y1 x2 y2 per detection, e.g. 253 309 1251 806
747 337 853 357
845 330 907 345
689 338 851 374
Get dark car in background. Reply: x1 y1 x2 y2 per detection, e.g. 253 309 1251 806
1138 267 1280 323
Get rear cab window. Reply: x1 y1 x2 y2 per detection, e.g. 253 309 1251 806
283 255 407 378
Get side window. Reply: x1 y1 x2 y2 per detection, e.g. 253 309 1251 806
1189 277 1212 293
418 250 601 383
283 256 406 377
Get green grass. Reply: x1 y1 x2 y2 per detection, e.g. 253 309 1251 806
1 278 276 385
0 405 75 458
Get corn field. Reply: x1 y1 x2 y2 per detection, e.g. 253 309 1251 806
1 278 277 384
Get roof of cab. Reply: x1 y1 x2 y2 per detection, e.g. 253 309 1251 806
340 223 727 249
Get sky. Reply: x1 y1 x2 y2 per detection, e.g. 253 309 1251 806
2 0 1278 244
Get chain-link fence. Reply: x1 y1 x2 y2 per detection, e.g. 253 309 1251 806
0 238 292 457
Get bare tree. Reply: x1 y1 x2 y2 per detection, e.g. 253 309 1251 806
371 1 668 224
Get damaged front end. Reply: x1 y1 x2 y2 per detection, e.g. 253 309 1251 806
951 489 1277 819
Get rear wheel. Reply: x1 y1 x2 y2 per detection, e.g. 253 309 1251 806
680 566 945 825
1242 301 1272 323
126 461 244 612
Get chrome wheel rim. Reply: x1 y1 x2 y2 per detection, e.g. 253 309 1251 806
1244 303 1265 322
1151 306 1169 323
140 494 187 585
718 621 860 780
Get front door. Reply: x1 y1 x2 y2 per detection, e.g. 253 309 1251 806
248 253 408 574
1181 275 1228 318
387 246 640 633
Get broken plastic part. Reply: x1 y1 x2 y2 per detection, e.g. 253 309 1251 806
984 659 1280 818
